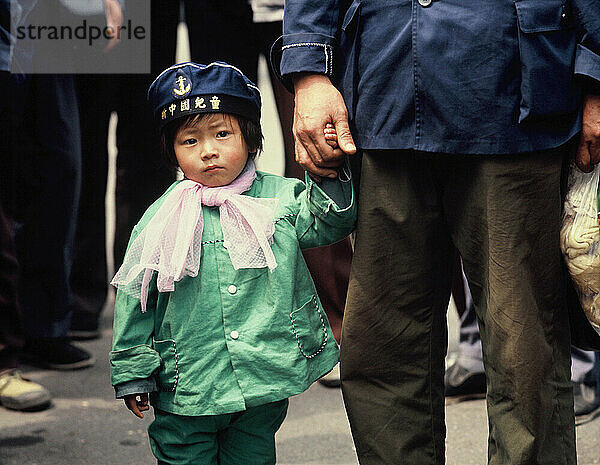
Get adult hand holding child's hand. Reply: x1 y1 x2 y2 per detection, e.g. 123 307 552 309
292 74 356 181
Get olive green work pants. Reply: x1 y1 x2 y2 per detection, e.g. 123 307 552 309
340 148 576 465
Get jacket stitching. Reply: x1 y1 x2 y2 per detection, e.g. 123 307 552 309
290 295 328 359
199 215 296 246
201 239 224 245
281 43 333 75
154 339 179 392
274 213 297 224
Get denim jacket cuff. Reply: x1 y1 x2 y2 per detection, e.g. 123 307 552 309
271 33 336 93
575 44 600 85
114 377 157 399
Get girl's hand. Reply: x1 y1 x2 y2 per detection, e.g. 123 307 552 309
324 122 339 149
124 393 150 419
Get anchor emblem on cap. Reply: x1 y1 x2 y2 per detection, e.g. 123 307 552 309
173 74 191 97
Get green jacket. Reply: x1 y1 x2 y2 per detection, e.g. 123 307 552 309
110 171 356 416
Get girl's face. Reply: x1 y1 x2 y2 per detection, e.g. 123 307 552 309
173 113 252 187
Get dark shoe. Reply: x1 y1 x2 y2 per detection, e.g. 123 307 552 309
445 361 486 404
68 312 100 341
574 380 600 426
0 370 52 411
22 338 95 370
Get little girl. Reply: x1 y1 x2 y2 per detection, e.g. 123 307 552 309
109 62 355 465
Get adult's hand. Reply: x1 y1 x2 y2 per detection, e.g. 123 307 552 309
104 0 123 53
576 93 600 172
292 74 356 179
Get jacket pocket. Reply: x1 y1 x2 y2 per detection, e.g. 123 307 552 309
152 339 179 391
514 0 578 123
290 295 328 359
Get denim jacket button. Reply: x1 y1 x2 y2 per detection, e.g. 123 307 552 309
418 0 433 7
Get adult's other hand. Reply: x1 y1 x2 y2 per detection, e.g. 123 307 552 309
576 93 600 172
104 0 123 53
292 74 356 179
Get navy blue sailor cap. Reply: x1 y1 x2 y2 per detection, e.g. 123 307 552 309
148 61 262 129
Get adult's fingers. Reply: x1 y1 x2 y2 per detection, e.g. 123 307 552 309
293 108 343 167
591 137 600 167
294 123 325 166
332 116 356 156
576 94 600 172
103 0 123 52
292 74 351 168
576 139 591 172
295 138 338 178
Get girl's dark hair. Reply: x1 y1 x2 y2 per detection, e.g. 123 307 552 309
160 113 264 169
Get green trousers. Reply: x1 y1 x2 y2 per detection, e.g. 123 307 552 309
340 148 576 465
148 399 288 465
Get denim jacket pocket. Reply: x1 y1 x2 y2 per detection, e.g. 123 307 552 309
290 295 328 359
515 0 578 123
152 339 179 391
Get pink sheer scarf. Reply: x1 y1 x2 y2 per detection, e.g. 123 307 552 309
111 161 278 312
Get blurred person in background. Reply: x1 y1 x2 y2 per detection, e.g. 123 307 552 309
0 3 52 401
4 0 94 369
70 0 178 340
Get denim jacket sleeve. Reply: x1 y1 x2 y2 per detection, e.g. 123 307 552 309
271 0 340 90
276 0 600 90
572 0 600 85
114 377 157 399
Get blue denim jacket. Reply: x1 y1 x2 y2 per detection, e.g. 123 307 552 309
276 0 600 154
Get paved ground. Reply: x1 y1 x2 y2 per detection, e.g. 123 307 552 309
1 299 599 465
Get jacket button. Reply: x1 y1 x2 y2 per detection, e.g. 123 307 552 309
228 284 237 294
418 0 432 6
230 330 239 340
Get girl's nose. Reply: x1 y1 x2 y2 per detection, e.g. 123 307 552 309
200 142 218 160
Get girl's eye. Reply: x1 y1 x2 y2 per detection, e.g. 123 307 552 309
183 138 197 145
216 131 229 138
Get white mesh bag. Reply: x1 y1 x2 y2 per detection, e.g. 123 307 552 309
560 162 600 335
